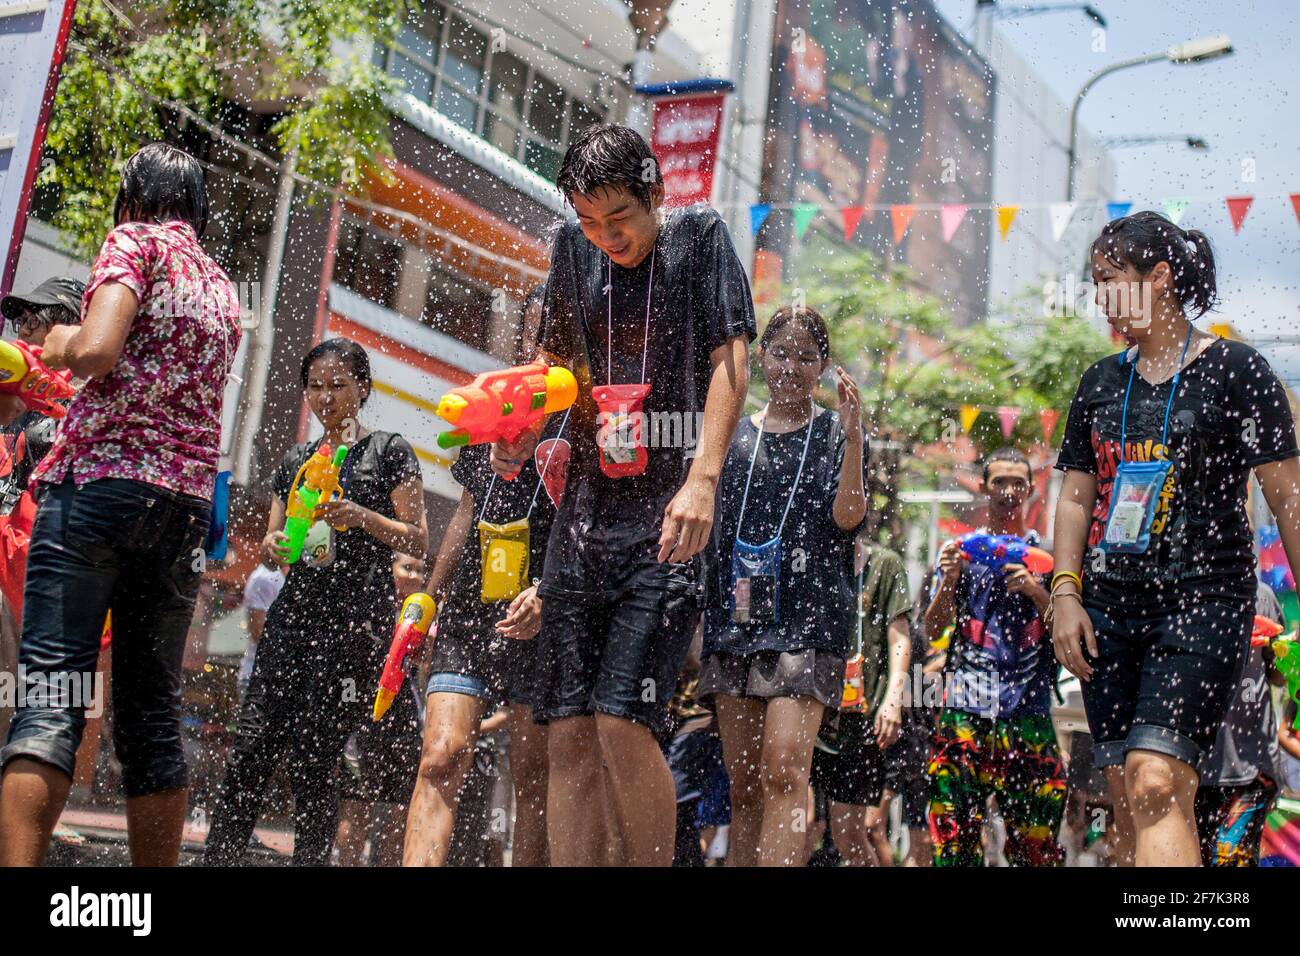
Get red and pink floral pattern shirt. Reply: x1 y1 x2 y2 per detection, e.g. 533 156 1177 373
34 220 242 501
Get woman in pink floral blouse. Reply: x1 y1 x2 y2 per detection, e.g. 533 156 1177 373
0 143 241 866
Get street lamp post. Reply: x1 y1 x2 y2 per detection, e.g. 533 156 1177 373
1066 35 1233 200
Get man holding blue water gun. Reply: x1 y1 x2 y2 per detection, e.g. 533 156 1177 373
922 447 1065 866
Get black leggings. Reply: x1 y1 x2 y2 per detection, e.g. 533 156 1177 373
204 625 381 865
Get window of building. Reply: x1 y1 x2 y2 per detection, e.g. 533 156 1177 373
333 218 404 311
374 2 604 182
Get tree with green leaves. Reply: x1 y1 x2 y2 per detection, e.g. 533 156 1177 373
39 0 412 259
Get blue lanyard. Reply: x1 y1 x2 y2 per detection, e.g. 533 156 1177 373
1119 325 1194 464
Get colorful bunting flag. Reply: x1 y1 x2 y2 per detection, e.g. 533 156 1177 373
996 205 1018 240
959 405 980 433
841 206 866 242
750 203 771 236
1225 195 1254 234
1048 202 1076 242
1106 201 1131 222
891 204 917 245
1040 408 1060 442
997 406 1021 439
792 203 819 240
1162 199 1189 225
941 204 968 243
1291 194 1300 227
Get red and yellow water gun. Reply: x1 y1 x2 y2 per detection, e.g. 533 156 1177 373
373 592 437 720
0 339 75 418
435 362 577 474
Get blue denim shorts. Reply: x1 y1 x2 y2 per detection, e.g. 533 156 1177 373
1 477 209 797
426 671 490 699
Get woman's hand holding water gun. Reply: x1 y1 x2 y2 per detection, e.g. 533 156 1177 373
262 530 291 565
314 497 368 531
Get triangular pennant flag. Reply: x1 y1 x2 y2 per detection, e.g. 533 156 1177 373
1225 195 1254 234
959 405 980 433
1039 408 1061 442
940 204 968 242
750 203 771 236
1290 194 1300 227
996 205 1018 240
890 204 916 245
1048 202 1076 242
1162 199 1189 226
997 406 1021 439
1106 201 1131 222
841 206 866 242
792 203 818 240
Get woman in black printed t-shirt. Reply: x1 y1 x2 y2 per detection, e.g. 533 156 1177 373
1051 212 1300 867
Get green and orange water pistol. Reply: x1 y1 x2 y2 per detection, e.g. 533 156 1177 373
280 443 348 564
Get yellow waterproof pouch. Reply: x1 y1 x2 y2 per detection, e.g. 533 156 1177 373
478 517 530 603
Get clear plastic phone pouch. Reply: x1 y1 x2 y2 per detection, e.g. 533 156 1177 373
478 517 531 603
1101 459 1171 554
730 536 781 626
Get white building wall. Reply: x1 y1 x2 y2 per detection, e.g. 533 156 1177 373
984 28 1117 316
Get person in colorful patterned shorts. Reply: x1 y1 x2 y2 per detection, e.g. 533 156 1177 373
922 448 1066 866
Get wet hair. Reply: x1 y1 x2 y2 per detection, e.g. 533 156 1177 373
300 338 372 403
760 305 831 362
1091 210 1217 318
113 142 210 237
982 447 1032 483
556 124 663 211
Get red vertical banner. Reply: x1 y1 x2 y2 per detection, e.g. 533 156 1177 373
650 94 726 208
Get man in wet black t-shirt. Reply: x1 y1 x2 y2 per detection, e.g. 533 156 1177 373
491 124 755 865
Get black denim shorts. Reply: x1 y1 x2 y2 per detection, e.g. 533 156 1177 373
534 535 699 739
1081 599 1252 770
1 477 209 797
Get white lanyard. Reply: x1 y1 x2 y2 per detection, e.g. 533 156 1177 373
476 406 572 524
604 241 656 385
734 402 816 545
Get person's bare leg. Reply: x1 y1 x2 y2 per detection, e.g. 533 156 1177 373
402 692 482 867
865 795 894 867
335 800 368 866
1125 750 1201 867
595 712 676 866
0 759 71 866
506 704 549 867
546 716 605 865
714 695 766 867
1103 765 1136 867
756 696 825 866
600 767 624 866
124 787 189 866
830 801 876 866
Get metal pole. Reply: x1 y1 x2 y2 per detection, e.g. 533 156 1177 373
1066 51 1167 200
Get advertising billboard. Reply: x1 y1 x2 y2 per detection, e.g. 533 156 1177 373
759 0 995 324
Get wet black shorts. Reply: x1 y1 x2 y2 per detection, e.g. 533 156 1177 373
1082 599 1252 770
534 534 699 738
338 681 422 804
812 712 885 807
426 614 536 707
